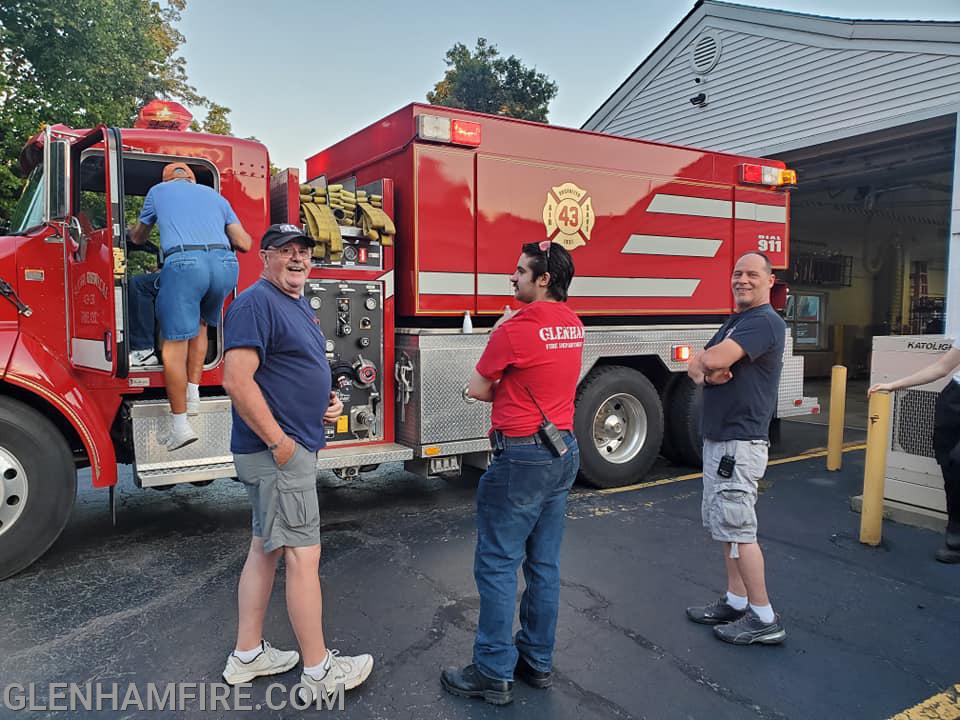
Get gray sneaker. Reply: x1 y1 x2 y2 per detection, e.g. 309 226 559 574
713 609 786 645
686 597 747 625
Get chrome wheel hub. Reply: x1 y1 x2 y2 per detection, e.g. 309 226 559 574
592 393 648 464
0 447 28 538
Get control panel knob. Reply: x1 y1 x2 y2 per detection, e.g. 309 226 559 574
358 336 370 348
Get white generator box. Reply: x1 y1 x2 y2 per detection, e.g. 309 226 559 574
871 335 950 513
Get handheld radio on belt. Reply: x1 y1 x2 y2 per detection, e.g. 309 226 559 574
523 385 569 458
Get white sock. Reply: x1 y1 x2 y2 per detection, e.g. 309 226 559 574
233 642 263 663
304 651 332 680
750 602 776 624
171 412 191 434
726 591 748 610
187 382 200 401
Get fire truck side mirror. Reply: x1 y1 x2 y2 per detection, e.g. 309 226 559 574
46 140 70 221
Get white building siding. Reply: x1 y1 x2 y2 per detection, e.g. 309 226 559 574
584 5 960 157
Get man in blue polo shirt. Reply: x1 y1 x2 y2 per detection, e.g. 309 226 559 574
128 162 251 450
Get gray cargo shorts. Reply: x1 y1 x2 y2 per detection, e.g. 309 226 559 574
701 438 769 545
233 443 320 552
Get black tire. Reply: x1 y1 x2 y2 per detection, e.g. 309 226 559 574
663 374 703 468
659 375 680 463
0 397 76 580
574 366 663 489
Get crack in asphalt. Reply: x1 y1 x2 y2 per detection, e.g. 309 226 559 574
560 580 789 720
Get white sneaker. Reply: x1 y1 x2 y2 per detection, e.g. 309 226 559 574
222 641 300 685
129 349 159 367
297 650 373 704
187 398 200 416
159 423 198 452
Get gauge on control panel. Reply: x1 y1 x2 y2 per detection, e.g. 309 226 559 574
364 296 377 311
325 339 335 353
342 245 359 263
310 296 322 310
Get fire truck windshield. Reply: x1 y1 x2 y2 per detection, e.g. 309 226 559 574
8 165 44 234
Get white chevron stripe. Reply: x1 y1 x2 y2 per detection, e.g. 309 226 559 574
378 269 394 299
475 273 700 298
419 271 473 295
647 194 732 218
621 235 722 257
735 202 787 223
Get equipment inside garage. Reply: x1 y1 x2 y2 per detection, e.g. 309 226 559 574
777 115 956 378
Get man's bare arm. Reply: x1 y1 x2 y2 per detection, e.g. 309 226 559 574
226 223 252 253
467 370 496 402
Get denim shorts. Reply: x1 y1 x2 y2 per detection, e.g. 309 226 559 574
156 247 238 340
234 444 320 553
701 438 769 543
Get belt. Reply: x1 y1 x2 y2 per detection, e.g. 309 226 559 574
490 429 572 448
164 244 230 257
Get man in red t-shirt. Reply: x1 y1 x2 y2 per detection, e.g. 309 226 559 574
441 241 583 706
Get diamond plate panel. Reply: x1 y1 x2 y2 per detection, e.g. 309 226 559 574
396 333 492 445
892 389 937 458
131 399 234 472
396 325 806 446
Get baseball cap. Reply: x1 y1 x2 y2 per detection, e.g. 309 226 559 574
162 162 196 183
260 223 316 250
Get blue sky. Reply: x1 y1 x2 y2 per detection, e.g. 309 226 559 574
177 0 960 172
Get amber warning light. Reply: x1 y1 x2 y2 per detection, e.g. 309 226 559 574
135 100 193 131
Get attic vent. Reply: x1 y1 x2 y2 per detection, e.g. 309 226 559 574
691 33 721 74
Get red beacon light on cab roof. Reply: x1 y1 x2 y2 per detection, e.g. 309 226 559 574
134 100 193 132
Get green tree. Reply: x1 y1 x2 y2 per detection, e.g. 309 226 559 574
427 38 557 123
189 102 233 135
0 0 212 225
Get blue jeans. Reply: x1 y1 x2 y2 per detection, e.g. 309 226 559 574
473 433 579 681
128 272 160 351
156 247 238 340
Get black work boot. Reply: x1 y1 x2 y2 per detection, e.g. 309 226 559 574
441 664 513 705
515 655 552 688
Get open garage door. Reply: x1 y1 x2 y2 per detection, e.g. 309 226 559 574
774 115 957 378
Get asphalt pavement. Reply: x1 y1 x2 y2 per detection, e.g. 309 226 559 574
1 421 957 719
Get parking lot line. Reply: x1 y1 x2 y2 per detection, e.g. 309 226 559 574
890 683 960 720
597 443 868 496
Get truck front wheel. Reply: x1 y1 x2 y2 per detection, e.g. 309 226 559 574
574 366 664 488
0 397 76 580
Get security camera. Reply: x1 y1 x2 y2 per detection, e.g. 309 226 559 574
690 93 707 107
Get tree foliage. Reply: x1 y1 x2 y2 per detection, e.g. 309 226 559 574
427 38 557 123
0 0 212 225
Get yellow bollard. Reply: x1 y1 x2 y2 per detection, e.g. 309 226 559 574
860 390 892 546
826 365 847 471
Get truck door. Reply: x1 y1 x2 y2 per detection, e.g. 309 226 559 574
64 126 128 376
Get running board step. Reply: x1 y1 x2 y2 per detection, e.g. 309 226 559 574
127 398 412 488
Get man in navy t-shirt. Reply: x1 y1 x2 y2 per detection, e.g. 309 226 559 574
220 224 373 702
685 251 787 646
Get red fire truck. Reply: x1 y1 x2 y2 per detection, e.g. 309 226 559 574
0 102 816 579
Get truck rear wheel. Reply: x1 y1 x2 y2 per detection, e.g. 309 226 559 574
0 397 76 580
663 374 703 468
574 366 663 489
